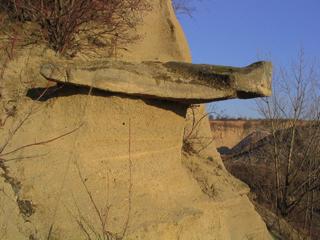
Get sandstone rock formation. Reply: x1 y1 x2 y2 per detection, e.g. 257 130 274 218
210 120 271 154
40 60 271 103
0 0 272 239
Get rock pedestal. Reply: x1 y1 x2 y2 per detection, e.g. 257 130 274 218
0 0 272 239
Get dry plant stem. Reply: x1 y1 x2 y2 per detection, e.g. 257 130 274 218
0 123 83 157
184 109 219 141
0 30 18 79
103 168 111 232
183 106 217 156
0 85 50 154
2 153 48 163
76 163 107 237
0 85 83 159
266 99 281 220
66 196 96 240
122 118 132 239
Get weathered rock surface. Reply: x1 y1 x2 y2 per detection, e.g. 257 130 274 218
0 0 272 239
40 60 272 103
210 120 272 154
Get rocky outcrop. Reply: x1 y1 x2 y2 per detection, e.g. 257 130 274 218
210 120 271 152
40 60 271 103
0 0 272 239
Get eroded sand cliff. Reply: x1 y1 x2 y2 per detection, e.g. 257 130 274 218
0 1 271 239
210 120 270 153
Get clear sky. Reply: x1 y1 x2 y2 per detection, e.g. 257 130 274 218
178 0 320 118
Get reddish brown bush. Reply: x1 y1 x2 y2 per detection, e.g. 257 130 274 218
0 0 150 55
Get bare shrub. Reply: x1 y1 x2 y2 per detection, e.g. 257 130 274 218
226 50 320 239
225 162 276 207
0 0 151 56
183 105 212 155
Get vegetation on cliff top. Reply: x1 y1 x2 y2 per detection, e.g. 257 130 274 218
0 0 150 56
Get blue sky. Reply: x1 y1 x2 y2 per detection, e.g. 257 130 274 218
178 0 320 118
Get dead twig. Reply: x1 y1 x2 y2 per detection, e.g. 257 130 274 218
0 123 83 157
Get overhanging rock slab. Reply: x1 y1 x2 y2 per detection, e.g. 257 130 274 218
40 60 272 103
